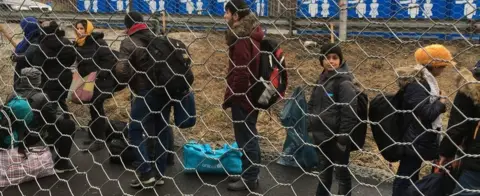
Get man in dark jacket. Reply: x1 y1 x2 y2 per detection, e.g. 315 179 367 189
439 62 480 196
115 12 171 188
392 44 451 196
222 0 264 191
12 68 76 173
308 43 357 196
22 20 76 120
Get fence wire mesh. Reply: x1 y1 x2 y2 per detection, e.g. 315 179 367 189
0 0 478 195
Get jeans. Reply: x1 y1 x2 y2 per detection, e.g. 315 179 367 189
231 105 261 181
316 140 352 196
392 155 423 196
129 90 172 176
453 170 480 196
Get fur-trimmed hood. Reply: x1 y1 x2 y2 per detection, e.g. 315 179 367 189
395 65 427 88
226 13 263 45
456 67 480 105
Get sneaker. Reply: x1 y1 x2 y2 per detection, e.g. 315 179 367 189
227 179 259 191
54 161 77 174
130 172 156 189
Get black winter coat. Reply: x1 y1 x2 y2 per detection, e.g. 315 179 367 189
398 66 446 161
74 32 117 92
440 68 480 172
23 34 76 95
308 63 358 146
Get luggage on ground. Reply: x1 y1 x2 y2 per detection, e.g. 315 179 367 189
0 146 55 188
183 141 242 174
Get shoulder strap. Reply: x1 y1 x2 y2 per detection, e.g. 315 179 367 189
333 77 351 102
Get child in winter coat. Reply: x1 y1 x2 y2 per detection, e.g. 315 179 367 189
308 43 358 196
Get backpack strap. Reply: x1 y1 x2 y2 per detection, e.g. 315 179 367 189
333 77 352 102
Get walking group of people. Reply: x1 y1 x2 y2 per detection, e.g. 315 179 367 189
3 0 479 195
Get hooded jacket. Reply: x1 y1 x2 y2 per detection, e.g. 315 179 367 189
15 17 41 55
307 63 358 145
395 65 446 160
75 32 117 91
223 13 264 113
23 25 76 94
439 68 480 171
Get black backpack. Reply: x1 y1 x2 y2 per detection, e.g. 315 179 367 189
369 89 406 162
333 78 368 152
250 39 288 109
105 120 135 165
139 35 194 97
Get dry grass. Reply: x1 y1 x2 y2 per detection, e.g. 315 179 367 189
0 23 479 179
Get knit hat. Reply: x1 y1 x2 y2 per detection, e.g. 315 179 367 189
124 12 144 29
414 44 455 67
225 0 250 16
319 43 343 66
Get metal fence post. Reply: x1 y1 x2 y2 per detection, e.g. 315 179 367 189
339 0 347 41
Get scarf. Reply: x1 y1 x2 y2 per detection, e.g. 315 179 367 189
75 20 94 47
419 65 443 130
127 23 149 36
15 17 40 54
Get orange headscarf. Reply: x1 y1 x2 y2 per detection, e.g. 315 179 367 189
75 20 94 47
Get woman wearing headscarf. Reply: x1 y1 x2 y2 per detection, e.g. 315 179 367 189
12 17 41 89
74 19 117 152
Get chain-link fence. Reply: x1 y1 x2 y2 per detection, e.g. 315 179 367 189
0 0 478 195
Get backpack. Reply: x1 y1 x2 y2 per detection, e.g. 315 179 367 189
0 96 34 149
333 78 368 152
139 35 194 97
369 89 406 162
105 120 135 165
250 39 288 109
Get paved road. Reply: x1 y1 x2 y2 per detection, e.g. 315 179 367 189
1 132 392 196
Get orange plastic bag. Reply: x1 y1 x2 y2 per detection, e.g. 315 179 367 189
67 71 96 104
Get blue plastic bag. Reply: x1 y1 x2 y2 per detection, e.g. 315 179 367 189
173 92 196 129
183 141 242 174
277 86 319 170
